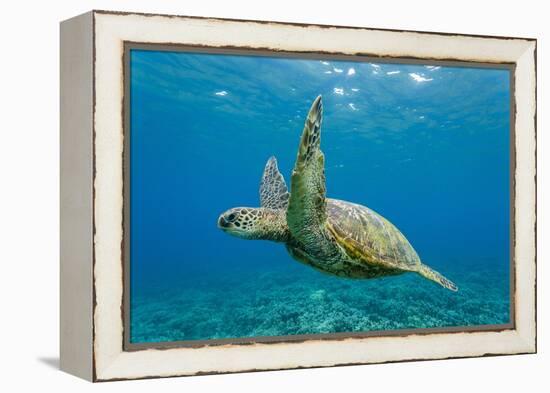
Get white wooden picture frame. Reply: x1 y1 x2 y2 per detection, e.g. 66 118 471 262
60 10 536 382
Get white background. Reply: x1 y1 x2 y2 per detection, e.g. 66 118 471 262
0 0 546 391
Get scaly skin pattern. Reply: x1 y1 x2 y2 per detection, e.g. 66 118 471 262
218 207 290 242
286 96 342 264
260 157 290 210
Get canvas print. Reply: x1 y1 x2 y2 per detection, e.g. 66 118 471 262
127 48 511 345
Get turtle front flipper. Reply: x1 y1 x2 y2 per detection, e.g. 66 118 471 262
287 96 331 253
260 156 290 210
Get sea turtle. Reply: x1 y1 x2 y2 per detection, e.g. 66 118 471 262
218 95 457 291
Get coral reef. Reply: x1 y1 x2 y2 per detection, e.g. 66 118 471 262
130 260 510 343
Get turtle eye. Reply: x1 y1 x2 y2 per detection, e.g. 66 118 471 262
227 213 237 222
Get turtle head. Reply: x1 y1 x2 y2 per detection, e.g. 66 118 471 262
217 207 289 242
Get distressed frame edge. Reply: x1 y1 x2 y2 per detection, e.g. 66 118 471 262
512 40 537 354
90 11 537 382
91 8 538 42
59 11 95 381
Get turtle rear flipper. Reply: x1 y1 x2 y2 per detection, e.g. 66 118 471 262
416 264 458 291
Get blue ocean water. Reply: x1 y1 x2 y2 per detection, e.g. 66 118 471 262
129 49 511 343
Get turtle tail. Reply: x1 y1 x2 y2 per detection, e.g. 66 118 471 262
417 265 458 292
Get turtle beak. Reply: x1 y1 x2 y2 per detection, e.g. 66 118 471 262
218 215 229 229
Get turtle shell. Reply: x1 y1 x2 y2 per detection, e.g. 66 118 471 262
326 199 421 270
